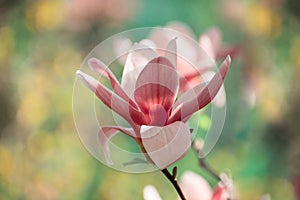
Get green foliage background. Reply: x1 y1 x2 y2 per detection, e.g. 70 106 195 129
0 0 299 199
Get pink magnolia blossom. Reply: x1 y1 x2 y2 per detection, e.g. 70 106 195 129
114 22 236 107
76 39 231 169
149 21 239 63
181 171 237 200
180 171 213 200
143 171 236 200
147 22 239 107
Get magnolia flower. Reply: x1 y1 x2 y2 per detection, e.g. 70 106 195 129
181 171 237 200
147 21 239 107
180 171 213 200
114 22 236 107
150 21 239 63
76 39 231 169
143 171 236 200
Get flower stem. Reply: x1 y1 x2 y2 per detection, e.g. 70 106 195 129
161 168 186 200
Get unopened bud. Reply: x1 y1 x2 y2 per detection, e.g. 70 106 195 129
193 139 204 151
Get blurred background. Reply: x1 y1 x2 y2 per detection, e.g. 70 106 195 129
0 0 300 199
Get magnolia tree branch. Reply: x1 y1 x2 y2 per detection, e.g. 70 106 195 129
161 168 186 200
192 140 221 181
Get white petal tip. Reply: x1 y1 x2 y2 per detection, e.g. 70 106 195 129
76 70 89 83
88 57 98 64
226 55 231 63
220 55 231 71
88 57 107 72
75 70 98 91
76 70 84 78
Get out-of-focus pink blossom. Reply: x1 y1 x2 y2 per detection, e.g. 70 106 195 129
181 171 237 200
76 39 231 169
143 171 236 200
64 0 137 31
180 171 213 200
292 175 300 200
146 21 238 107
143 185 162 200
212 173 237 200
149 22 239 65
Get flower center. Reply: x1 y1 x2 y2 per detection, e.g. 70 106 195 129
149 104 168 126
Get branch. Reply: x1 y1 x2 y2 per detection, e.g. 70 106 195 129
161 168 186 200
192 140 221 181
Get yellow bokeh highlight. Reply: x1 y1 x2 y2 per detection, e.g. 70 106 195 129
17 69 54 129
0 145 15 180
17 88 48 128
257 74 284 122
26 0 63 31
245 4 281 38
53 48 82 78
0 27 14 62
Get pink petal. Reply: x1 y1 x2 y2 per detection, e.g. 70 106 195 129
124 43 158 73
199 27 222 60
149 24 198 63
201 71 227 108
177 57 207 82
148 28 169 52
178 64 214 93
149 23 215 83
217 45 241 60
121 43 158 96
149 21 196 50
165 38 177 69
213 85 226 107
172 82 206 116
113 37 133 65
217 173 236 199
166 21 196 38
134 57 179 125
141 121 191 169
140 39 157 49
88 57 138 109
212 187 225 200
179 74 203 93
168 56 231 124
88 57 120 89
76 70 146 126
180 171 213 200
98 126 136 165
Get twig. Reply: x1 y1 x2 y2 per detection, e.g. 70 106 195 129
198 154 221 181
192 140 221 181
161 168 186 200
